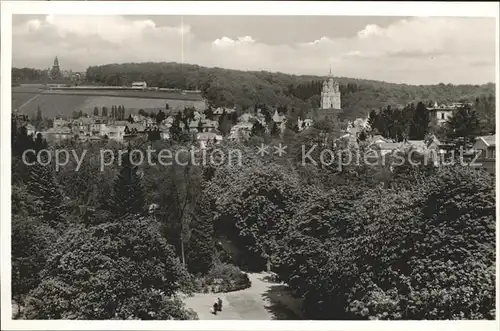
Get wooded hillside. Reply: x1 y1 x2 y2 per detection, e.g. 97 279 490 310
81 62 495 119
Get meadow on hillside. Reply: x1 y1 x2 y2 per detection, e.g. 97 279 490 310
12 90 207 117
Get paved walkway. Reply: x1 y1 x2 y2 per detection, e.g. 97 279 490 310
183 272 303 320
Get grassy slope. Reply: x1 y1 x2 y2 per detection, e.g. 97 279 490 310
12 91 206 117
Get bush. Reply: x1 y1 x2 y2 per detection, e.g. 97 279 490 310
11 215 57 304
22 217 197 319
196 263 252 293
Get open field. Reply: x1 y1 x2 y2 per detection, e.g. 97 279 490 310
12 88 207 117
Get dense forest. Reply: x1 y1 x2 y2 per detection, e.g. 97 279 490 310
11 109 496 319
13 62 495 122
84 62 495 120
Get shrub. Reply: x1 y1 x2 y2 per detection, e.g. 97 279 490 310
11 215 57 309
199 263 252 293
22 217 196 320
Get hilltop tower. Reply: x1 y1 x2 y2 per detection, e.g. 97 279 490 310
50 56 62 80
320 66 341 109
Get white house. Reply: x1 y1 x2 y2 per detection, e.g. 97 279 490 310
427 102 472 126
197 131 223 149
229 122 253 141
103 125 126 141
131 81 147 89
472 135 496 175
297 117 313 132
26 124 36 136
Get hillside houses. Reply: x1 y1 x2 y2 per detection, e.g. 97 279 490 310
229 122 253 141
197 131 223 149
297 118 313 132
472 134 496 175
366 134 446 167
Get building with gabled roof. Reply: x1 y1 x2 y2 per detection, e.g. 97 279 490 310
472 134 496 175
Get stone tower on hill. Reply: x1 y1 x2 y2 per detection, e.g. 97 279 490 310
320 66 341 109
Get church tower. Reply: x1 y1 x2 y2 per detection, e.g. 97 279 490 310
320 66 341 109
50 56 62 80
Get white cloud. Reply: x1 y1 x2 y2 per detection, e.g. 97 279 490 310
305 36 332 46
212 35 255 47
357 24 382 38
12 16 496 84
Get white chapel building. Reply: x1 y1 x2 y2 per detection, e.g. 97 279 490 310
320 68 341 109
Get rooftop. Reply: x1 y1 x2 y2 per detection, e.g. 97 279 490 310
477 135 496 147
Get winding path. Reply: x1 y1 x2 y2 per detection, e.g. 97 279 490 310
183 272 303 320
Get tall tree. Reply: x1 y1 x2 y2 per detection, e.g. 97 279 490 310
251 121 266 137
34 106 43 130
110 150 145 218
27 162 65 227
93 107 99 117
204 106 215 121
218 112 232 136
270 121 279 136
475 94 495 135
169 112 184 141
197 120 204 133
409 102 429 140
120 105 126 120
159 155 203 268
367 109 378 133
101 106 108 117
156 109 166 125
127 114 134 124
446 104 481 148
185 188 214 275
230 111 238 125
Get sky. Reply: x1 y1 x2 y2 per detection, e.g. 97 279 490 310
12 14 497 85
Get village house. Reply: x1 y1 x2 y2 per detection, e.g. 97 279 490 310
187 118 219 133
123 123 147 140
131 81 147 90
197 131 223 149
229 122 253 141
102 124 126 141
42 127 73 142
297 118 313 132
427 101 473 126
368 135 394 149
132 114 155 127
53 116 69 129
239 113 254 123
367 134 445 167
472 135 496 175
158 124 171 140
79 135 103 143
25 123 36 136
73 117 93 136
90 119 107 136
214 107 236 116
